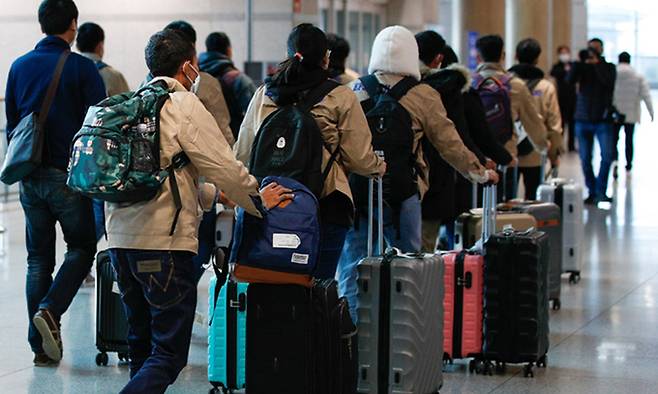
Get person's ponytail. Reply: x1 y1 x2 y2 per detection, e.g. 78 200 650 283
269 23 328 86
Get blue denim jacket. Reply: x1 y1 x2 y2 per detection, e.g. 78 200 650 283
5 36 106 170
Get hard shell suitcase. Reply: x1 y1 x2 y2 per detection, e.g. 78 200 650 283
537 178 583 283
482 228 550 377
442 185 497 367
208 279 247 393
357 178 443 393
246 281 356 394
455 209 536 250
95 250 130 366
502 201 562 310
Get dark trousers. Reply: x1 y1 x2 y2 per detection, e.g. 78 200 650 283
517 166 542 200
613 123 636 169
497 166 518 202
314 222 349 279
109 249 197 394
192 205 217 283
575 121 614 199
564 115 576 151
20 167 96 353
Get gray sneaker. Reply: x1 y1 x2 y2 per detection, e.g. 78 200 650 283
33 309 62 362
33 352 59 367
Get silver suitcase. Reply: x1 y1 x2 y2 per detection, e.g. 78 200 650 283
537 178 584 283
356 178 443 394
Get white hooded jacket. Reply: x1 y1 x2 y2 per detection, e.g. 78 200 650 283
614 63 654 124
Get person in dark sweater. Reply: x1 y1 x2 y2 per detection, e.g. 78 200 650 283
568 38 617 204
550 45 577 152
4 0 105 366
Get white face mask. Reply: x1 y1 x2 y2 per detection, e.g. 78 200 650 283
184 63 201 93
559 53 571 63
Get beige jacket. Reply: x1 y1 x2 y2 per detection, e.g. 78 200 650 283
517 78 563 167
107 77 262 253
351 73 487 197
475 63 548 158
81 53 130 97
234 84 383 203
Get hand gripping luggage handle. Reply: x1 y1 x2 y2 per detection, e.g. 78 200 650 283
366 176 384 258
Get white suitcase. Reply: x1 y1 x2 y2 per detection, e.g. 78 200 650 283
537 178 583 283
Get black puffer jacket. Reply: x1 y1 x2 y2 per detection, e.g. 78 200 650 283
421 66 484 221
568 59 616 122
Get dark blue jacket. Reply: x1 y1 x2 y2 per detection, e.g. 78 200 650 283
5 36 106 170
568 59 616 122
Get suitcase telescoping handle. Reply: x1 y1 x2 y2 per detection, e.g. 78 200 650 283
366 176 385 258
481 184 497 244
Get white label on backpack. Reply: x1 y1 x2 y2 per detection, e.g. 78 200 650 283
272 233 301 249
291 253 309 265
276 137 286 149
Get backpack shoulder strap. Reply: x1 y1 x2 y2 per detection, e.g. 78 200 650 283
388 76 418 101
298 79 341 112
359 74 381 101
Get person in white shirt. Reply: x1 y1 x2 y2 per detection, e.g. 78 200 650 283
613 51 654 177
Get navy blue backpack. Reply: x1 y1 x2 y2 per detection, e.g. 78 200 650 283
230 176 320 281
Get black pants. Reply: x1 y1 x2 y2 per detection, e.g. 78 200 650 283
563 113 576 151
517 166 542 201
497 166 518 202
613 123 635 169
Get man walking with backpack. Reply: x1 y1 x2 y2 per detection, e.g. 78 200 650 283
509 38 563 200
4 0 105 366
474 34 549 200
199 32 257 141
96 30 289 393
338 26 499 321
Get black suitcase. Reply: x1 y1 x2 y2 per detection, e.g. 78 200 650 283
246 281 356 394
95 250 130 366
481 229 550 377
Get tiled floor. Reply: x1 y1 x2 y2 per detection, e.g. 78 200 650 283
1 122 658 393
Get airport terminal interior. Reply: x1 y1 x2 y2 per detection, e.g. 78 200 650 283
2 0 658 393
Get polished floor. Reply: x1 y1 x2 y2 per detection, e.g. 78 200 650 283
1 123 657 393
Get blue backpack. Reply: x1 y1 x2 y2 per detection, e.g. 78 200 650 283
230 176 320 277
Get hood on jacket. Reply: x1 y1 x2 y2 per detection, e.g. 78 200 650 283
508 63 545 80
423 67 469 96
198 51 234 77
368 26 421 81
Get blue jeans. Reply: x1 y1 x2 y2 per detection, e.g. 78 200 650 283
192 205 217 283
337 194 421 321
315 223 349 279
109 249 196 394
575 121 614 198
19 167 96 353
93 199 105 242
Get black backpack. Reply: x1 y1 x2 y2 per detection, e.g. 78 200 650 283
211 62 244 140
249 80 340 198
351 75 418 223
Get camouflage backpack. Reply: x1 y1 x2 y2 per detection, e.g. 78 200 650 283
67 81 189 235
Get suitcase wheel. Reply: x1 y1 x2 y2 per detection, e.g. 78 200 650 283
495 361 507 374
537 355 548 368
551 299 561 311
208 388 228 394
523 363 535 378
477 360 494 376
95 352 109 366
118 353 129 363
568 272 581 284
468 359 482 373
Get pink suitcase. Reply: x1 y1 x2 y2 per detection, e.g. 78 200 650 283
443 251 484 366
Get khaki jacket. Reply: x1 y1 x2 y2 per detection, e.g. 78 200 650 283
234 84 383 203
517 78 563 167
81 53 130 97
351 73 487 197
107 77 262 253
197 71 235 146
475 63 548 158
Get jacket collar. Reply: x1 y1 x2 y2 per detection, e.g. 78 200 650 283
476 62 505 73
35 35 71 51
81 52 102 63
150 76 188 92
508 63 545 80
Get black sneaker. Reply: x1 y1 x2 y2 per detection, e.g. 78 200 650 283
598 195 614 203
612 164 619 180
33 309 62 362
584 196 597 205
33 352 58 367
626 165 632 172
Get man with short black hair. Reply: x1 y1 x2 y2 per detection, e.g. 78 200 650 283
77 22 130 96
199 31 257 140
5 0 105 366
510 38 563 199
107 29 287 393
613 51 653 177
327 34 356 85
568 37 617 204
474 34 549 200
